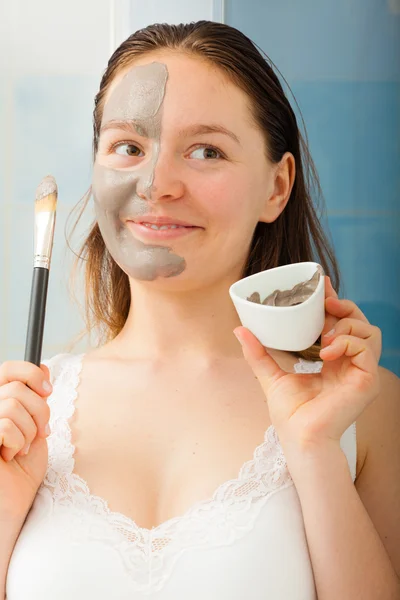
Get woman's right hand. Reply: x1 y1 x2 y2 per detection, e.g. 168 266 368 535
0 361 52 523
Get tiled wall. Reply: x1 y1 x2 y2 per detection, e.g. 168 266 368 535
226 0 400 375
0 0 111 361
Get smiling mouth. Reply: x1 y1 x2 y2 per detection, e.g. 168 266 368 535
125 220 201 240
136 222 194 231
125 214 202 230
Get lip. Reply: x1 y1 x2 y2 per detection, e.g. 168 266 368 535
125 217 202 241
128 215 198 227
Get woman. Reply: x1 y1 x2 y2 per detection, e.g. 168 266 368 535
1 21 399 599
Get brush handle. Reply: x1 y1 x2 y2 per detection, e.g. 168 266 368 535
24 267 49 366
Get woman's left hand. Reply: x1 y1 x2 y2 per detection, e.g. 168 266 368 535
234 276 382 453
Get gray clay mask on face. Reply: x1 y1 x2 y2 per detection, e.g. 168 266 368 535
92 62 186 280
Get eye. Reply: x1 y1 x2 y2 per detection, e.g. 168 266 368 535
189 146 223 160
114 143 144 157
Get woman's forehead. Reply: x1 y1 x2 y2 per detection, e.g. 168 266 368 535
100 52 262 146
103 52 241 114
102 62 168 124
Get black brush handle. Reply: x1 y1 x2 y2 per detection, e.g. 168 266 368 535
24 267 49 366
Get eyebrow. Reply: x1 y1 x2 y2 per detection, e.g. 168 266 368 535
100 120 145 136
100 120 240 145
177 124 241 145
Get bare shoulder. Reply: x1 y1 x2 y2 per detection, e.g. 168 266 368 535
355 365 400 476
354 365 400 576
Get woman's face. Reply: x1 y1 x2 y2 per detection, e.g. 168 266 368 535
93 51 289 288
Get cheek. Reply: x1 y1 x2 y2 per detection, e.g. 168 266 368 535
92 163 143 214
191 171 248 219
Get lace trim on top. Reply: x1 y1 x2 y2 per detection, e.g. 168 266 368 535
39 354 323 593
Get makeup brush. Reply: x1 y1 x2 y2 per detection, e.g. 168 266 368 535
24 175 58 366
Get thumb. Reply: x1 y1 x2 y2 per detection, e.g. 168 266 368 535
40 363 51 382
233 327 286 393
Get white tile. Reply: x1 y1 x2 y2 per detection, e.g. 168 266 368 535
127 0 215 37
5 0 111 76
13 75 97 205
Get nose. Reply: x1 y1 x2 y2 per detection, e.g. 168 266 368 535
137 148 185 204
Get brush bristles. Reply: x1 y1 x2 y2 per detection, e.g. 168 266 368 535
35 174 58 213
35 193 57 213
35 174 57 200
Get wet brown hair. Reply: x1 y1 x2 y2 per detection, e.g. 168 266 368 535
73 21 340 361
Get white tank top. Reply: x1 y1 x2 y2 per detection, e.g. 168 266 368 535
6 353 357 599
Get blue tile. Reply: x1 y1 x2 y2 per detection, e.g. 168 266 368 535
1 347 25 362
0 225 6 356
326 215 400 353
226 0 400 81
291 82 400 214
226 0 400 215
0 79 8 351
352 83 400 215
5 206 33 354
358 302 400 350
379 353 400 378
13 75 98 205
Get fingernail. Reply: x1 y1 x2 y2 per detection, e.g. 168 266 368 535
22 443 31 455
42 380 52 394
324 328 335 337
233 330 244 345
45 423 51 436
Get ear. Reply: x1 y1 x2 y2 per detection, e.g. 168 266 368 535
259 152 296 224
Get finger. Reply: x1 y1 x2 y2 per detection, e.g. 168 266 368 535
0 361 52 397
0 381 50 438
320 334 378 375
40 364 51 382
322 319 382 360
325 296 369 324
321 277 341 338
324 276 338 300
233 327 286 392
0 398 37 456
323 318 379 342
0 418 25 462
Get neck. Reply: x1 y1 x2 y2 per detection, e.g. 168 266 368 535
110 277 244 362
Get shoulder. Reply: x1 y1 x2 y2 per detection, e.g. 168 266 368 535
356 365 400 477
354 365 400 575
42 353 84 384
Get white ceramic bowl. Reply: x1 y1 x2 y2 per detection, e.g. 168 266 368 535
229 262 325 351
